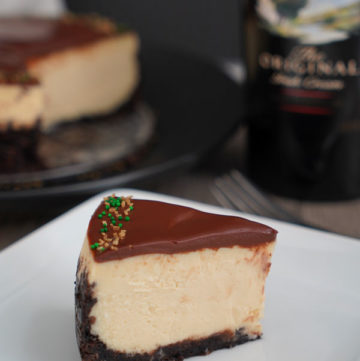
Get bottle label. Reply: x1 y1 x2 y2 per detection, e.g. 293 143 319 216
259 46 359 92
253 0 360 119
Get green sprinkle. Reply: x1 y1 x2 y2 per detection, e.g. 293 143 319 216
125 216 130 221
100 247 105 252
98 214 103 219
108 213 112 217
102 211 106 215
100 228 104 233
129 206 134 211
105 204 110 210
112 220 116 225
118 216 123 220
91 244 96 249
118 223 123 227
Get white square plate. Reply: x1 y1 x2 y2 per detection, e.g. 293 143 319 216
1 189 360 361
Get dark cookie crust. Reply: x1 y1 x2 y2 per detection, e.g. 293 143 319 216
75 266 260 361
0 121 43 173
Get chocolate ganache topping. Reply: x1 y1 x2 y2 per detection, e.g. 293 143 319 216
87 195 277 263
0 15 123 81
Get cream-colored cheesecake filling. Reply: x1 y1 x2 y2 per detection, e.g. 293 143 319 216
0 84 44 130
29 32 139 130
78 239 275 354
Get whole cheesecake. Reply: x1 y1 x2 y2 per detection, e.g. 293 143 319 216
75 195 277 361
0 15 139 171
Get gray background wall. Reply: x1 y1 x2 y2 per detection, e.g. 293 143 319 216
66 0 244 62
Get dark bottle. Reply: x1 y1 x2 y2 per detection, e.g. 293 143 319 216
245 0 360 200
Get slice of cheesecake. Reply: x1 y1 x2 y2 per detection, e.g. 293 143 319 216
0 15 139 131
75 195 277 361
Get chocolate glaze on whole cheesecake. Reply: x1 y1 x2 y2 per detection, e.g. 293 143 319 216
0 16 120 74
76 195 277 361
